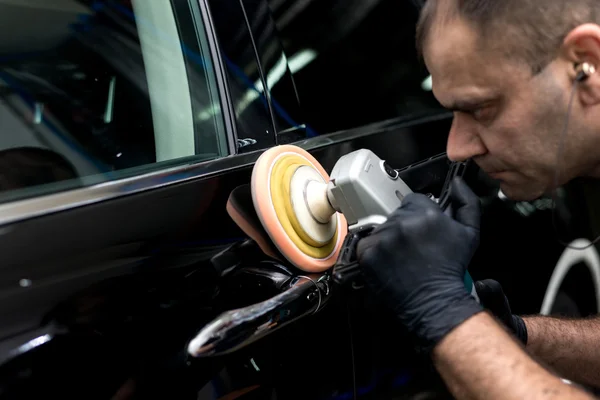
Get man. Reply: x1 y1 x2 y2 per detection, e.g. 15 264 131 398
357 1 600 398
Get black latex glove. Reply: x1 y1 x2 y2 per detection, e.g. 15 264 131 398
475 279 528 345
357 177 483 354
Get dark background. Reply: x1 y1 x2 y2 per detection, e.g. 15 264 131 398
266 0 443 134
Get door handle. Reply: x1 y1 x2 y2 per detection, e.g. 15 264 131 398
187 272 331 357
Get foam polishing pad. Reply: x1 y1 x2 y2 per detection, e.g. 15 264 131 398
226 184 284 261
251 145 348 272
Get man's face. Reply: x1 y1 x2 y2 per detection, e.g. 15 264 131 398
424 16 591 201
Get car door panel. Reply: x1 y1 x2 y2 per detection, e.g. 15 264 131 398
0 112 454 398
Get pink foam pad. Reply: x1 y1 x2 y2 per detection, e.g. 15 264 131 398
251 145 348 273
226 184 284 261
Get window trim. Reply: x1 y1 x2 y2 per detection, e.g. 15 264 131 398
0 150 266 228
195 0 239 156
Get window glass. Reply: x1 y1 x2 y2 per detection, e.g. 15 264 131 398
238 0 307 139
208 0 276 154
0 0 228 204
266 0 444 134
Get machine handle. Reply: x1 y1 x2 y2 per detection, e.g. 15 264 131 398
437 160 471 212
333 231 478 302
332 229 372 287
187 273 330 357
332 219 479 302
438 160 480 302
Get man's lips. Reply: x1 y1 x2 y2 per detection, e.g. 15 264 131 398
473 158 511 180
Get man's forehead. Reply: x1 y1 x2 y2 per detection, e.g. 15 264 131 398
423 17 515 108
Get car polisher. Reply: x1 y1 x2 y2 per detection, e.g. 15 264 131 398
247 145 478 299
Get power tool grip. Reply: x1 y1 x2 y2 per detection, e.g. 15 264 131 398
332 229 479 303
332 229 372 287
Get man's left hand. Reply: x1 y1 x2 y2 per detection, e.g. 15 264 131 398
475 279 528 345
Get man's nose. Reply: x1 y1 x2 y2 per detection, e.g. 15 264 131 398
446 114 487 162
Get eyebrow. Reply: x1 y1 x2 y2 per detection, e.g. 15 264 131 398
442 97 497 113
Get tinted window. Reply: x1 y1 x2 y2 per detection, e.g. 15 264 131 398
238 0 307 139
208 0 275 154
208 0 312 153
267 0 444 134
0 0 228 203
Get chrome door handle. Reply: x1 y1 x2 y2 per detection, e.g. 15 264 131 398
187 273 331 357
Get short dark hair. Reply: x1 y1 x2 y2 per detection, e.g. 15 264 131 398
416 0 600 74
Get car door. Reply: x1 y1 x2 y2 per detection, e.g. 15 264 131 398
6 0 584 399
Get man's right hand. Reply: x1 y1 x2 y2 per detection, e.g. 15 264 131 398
475 279 528 345
356 177 483 354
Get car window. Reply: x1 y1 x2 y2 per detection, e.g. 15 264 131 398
236 0 308 140
207 0 311 153
0 0 228 204
266 0 444 134
207 0 276 154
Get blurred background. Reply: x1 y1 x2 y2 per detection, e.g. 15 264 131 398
264 0 441 133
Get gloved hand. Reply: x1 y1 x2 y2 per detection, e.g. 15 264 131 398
357 177 483 353
475 279 528 345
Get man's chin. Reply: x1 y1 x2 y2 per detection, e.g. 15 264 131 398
498 182 545 202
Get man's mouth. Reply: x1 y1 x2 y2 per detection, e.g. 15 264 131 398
472 159 506 179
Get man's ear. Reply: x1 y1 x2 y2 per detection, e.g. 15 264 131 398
561 24 600 105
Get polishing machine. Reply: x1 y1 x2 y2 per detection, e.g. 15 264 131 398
187 145 479 358
249 145 478 299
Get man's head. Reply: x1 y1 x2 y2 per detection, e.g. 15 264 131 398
417 0 600 201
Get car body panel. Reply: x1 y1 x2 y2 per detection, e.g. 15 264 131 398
0 115 452 399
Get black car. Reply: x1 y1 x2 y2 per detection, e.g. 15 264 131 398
0 1 598 399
